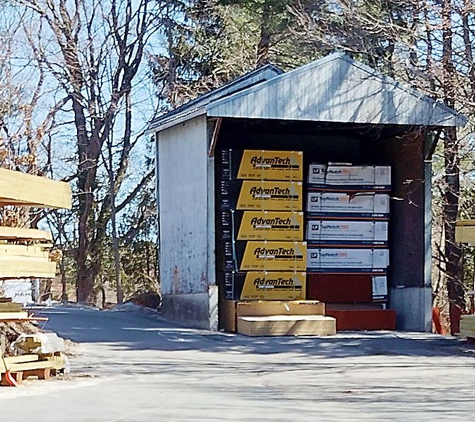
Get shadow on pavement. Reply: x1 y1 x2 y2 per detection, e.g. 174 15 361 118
35 305 475 360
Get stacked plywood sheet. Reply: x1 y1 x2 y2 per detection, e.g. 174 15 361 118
238 315 336 336
224 300 336 337
216 150 337 336
305 163 396 331
0 168 71 281
460 315 475 339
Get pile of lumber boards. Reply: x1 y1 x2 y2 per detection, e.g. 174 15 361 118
0 240 57 279
0 298 28 320
460 315 475 340
1 333 67 386
0 168 71 280
0 168 71 209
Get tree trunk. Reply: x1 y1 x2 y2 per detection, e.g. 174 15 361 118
256 3 271 67
441 0 464 334
443 127 464 334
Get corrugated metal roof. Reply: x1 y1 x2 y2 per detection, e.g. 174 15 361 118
145 64 283 134
206 52 466 127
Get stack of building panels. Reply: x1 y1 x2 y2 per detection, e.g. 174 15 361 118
305 163 396 331
217 149 306 301
0 242 56 279
0 168 71 287
217 150 335 336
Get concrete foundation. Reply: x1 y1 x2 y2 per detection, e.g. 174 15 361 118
162 292 213 330
390 287 432 332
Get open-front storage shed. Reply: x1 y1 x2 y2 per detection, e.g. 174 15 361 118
147 53 466 332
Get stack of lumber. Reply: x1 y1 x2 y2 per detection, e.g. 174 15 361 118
0 168 71 209
0 240 56 279
216 150 337 336
0 168 71 280
0 298 29 320
1 333 67 386
460 315 475 339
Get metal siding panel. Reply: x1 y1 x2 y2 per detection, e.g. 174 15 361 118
158 115 209 297
206 54 465 127
147 65 283 134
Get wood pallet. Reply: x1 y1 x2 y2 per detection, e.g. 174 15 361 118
1 352 66 386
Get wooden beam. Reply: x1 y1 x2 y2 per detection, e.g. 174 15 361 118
456 219 475 226
0 227 52 242
0 302 23 312
0 168 71 209
208 117 222 157
455 223 475 243
0 258 56 279
0 311 29 320
4 355 39 364
8 360 55 372
0 244 51 258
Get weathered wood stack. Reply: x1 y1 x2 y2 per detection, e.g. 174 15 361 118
0 168 71 285
1 333 67 386
217 150 336 336
0 297 29 320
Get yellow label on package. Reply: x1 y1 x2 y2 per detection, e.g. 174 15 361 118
237 181 303 210
238 150 303 181
240 271 306 300
240 241 307 271
238 211 304 240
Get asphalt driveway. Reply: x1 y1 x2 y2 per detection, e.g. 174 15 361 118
1 304 474 421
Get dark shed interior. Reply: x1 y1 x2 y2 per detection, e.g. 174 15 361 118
215 117 432 327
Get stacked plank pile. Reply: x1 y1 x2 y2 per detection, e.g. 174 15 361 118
305 163 396 330
217 149 336 336
0 297 29 320
1 333 67 386
0 168 71 283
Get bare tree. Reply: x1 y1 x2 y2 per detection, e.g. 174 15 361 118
17 0 159 303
